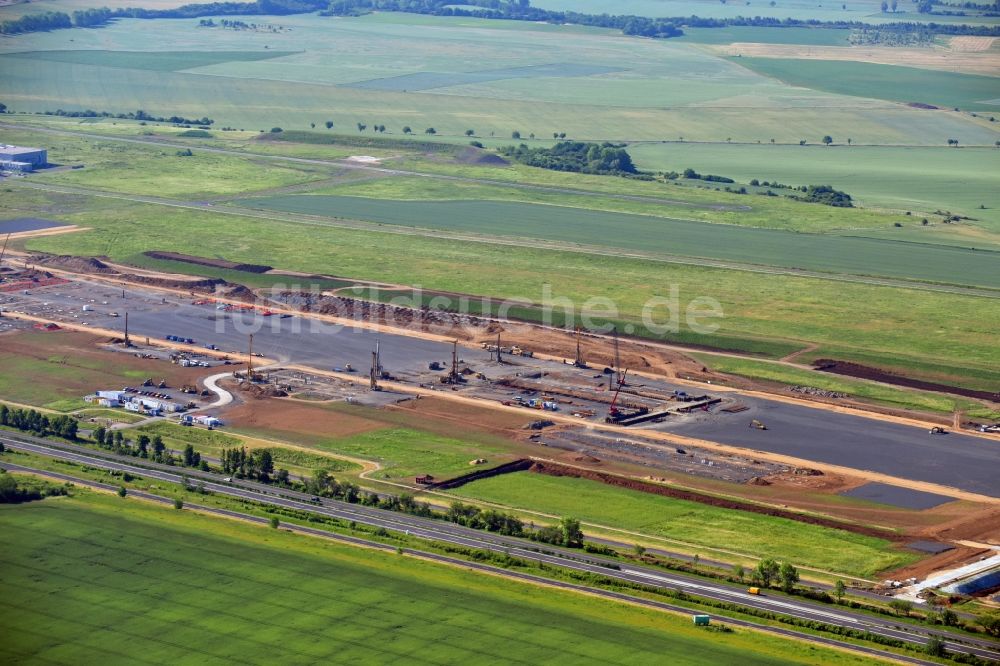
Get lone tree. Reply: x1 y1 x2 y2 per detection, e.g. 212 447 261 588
834 579 846 602
733 564 745 583
779 562 799 592
755 558 779 587
357 122 366 132
402 126 412 134
511 130 521 139
425 127 436 134
560 516 584 548
269 516 280 529
117 486 127 498
880 0 888 10
325 120 334 129
822 135 833 145
465 129 475 137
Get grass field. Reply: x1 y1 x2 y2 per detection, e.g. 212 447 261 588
0 330 208 412
733 57 1000 111
314 428 521 481
630 143 1000 236
240 194 1000 288
0 126 334 199
0 489 873 665
1 13 995 144
134 421 362 476
14 187 999 381
452 473 918 576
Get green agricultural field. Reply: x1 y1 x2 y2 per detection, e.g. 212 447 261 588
13 187 999 381
0 13 994 144
302 169 919 233
452 473 918 576
3 49 298 72
676 27 852 46
688 354 994 415
0 490 874 665
630 143 1000 237
240 194 1000 288
733 58 1000 112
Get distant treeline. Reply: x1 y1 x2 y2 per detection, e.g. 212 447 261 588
41 108 214 126
4 0 998 40
499 141 638 176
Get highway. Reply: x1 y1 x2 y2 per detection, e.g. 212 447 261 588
4 432 998 662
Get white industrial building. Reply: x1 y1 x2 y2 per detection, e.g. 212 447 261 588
0 145 47 172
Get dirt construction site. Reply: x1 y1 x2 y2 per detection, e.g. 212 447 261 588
2 255 1000 587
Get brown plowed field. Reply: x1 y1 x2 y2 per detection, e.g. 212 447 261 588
222 400 387 443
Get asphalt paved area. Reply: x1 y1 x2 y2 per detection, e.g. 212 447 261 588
4 278 999 497
0 217 67 233
841 482 954 510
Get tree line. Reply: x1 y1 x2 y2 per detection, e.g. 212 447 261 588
39 108 213 126
0 470 71 504
499 141 637 176
0 405 78 440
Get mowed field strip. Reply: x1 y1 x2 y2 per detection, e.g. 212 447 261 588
239 194 1000 288
0 490 879 665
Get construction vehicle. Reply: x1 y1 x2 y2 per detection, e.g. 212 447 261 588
181 385 198 394
158 380 167 389
605 369 629 423
929 426 947 435
749 419 767 430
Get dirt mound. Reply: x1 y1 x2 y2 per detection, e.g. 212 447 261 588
33 254 116 274
223 284 256 301
813 359 999 402
126 274 229 292
145 251 272 274
238 383 288 400
528 461 905 541
453 147 510 166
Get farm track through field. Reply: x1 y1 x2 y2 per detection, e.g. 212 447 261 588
10 178 1000 300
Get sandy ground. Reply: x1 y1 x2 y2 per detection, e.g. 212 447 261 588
716 42 1000 76
223 400 386 441
949 36 997 52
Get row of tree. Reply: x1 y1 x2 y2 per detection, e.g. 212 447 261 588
0 471 70 504
41 108 213 126
0 406 78 440
220 446 275 482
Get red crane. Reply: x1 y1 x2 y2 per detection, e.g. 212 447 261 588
608 368 629 421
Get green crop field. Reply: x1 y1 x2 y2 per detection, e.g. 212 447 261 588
0 490 875 665
452 473 918 576
1 13 995 144
4 49 298 72
630 143 1000 237
733 58 1000 111
240 194 1000 288
676 27 852 46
